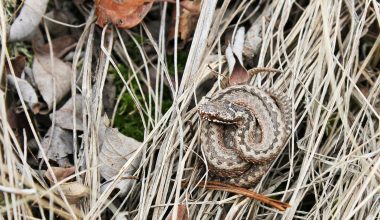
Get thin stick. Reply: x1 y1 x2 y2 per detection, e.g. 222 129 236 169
185 181 291 211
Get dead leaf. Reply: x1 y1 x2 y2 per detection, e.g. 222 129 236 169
32 53 73 112
226 44 249 86
178 11 198 42
179 0 201 13
45 10 71 37
8 0 49 42
243 7 273 60
4 56 26 77
166 204 190 220
232 27 245 64
167 0 200 52
225 29 251 86
95 0 154 29
114 212 131 220
103 75 116 117
38 126 73 167
34 36 77 59
55 182 89 204
7 75 40 114
6 103 31 143
53 95 109 149
53 95 84 131
98 115 110 148
99 127 142 195
228 54 249 86
243 26 262 59
45 166 76 182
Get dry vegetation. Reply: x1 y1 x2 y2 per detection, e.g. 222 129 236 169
1 0 380 219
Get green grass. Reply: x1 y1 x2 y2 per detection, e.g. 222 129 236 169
111 65 177 141
111 45 188 141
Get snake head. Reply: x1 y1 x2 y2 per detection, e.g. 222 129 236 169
198 100 241 124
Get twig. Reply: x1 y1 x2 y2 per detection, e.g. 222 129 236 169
184 181 291 211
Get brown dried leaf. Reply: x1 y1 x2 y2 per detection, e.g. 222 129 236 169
38 126 73 166
6 103 31 143
180 0 201 14
166 204 190 220
5 56 26 77
32 54 72 111
45 166 75 182
99 127 142 195
179 11 198 42
35 36 77 59
96 0 154 29
56 182 89 204
167 0 200 51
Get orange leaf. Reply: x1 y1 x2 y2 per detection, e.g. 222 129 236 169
95 0 154 29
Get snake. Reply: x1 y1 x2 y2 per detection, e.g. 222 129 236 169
199 85 291 187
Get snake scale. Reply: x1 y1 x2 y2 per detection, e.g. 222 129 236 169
199 83 291 187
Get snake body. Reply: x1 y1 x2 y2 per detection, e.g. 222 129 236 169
199 85 291 187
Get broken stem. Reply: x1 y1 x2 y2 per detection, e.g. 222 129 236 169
188 181 291 211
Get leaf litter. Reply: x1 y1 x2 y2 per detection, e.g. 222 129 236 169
1 0 380 219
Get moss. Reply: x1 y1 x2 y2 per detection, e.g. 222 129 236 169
111 66 174 141
111 65 145 141
167 50 188 75
111 45 188 141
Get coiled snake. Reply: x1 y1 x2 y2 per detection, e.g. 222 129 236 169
198 70 291 187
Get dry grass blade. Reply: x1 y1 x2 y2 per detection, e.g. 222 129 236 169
1 0 380 219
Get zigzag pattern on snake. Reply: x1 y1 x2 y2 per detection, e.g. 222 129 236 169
199 85 291 187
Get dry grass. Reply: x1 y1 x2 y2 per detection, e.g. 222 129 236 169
1 0 380 219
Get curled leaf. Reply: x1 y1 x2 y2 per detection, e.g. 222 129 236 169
225 29 250 86
228 53 249 86
8 0 49 42
96 0 154 29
